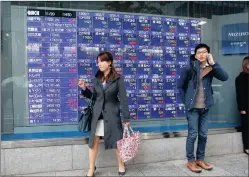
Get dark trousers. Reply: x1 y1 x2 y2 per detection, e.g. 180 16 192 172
186 108 210 162
241 113 249 150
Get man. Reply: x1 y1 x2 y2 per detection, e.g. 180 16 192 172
177 44 229 173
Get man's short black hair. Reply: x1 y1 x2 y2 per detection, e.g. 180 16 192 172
194 43 210 54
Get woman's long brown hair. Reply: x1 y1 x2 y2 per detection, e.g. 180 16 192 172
242 56 249 73
95 51 119 81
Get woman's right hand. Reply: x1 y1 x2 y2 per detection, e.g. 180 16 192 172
240 110 246 114
78 79 86 90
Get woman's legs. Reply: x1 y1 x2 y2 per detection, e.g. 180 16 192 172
87 136 100 176
115 149 125 172
241 114 249 153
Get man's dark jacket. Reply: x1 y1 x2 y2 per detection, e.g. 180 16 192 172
177 55 229 111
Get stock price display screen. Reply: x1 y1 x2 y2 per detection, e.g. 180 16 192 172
27 9 201 124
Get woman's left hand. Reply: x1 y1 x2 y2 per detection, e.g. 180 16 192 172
123 121 130 127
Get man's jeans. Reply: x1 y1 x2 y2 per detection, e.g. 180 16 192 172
186 108 209 162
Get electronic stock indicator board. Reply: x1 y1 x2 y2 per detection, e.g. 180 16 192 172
26 9 201 124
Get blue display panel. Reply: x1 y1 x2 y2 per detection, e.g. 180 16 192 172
27 9 201 124
27 10 77 124
221 23 249 55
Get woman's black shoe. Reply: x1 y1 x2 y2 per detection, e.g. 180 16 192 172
86 166 97 177
118 171 126 176
244 149 249 155
86 175 94 177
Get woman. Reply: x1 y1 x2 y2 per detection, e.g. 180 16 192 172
235 56 249 155
78 51 130 176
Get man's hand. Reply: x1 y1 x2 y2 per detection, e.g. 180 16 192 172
207 54 215 65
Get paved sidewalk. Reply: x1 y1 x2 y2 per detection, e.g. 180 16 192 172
16 153 248 176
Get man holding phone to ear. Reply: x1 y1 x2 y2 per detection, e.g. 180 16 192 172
177 44 229 173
